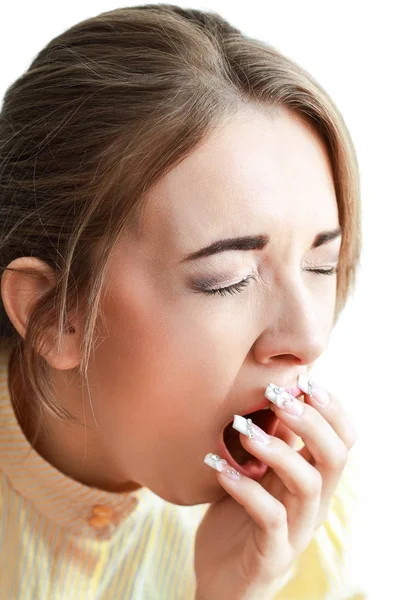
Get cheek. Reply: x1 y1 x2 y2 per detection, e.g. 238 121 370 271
94 265 254 445
90 292 216 437
320 281 337 329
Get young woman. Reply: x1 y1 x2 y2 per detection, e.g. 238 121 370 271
0 4 364 599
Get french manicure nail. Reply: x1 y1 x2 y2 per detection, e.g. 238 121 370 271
232 415 272 445
297 374 330 406
264 383 305 416
204 453 241 480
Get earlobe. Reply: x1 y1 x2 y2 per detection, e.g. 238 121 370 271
1 256 80 370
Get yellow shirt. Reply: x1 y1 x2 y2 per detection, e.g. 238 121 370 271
0 346 365 599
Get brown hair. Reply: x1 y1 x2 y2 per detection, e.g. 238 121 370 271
0 4 362 444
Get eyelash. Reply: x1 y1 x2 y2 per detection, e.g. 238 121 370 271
202 267 338 297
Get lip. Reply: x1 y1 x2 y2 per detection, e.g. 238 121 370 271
221 384 303 432
216 382 304 480
217 410 280 480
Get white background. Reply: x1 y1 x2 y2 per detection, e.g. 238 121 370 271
1 1 398 597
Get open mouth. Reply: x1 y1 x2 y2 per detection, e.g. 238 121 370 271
218 393 305 480
219 408 277 479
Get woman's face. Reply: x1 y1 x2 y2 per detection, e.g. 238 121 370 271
48 107 342 504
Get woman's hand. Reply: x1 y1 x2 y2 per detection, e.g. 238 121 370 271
194 378 358 600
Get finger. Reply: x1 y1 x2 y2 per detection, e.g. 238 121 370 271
208 456 289 554
272 415 300 448
264 385 350 503
298 376 358 450
204 454 288 540
237 421 321 542
295 378 357 493
238 423 321 501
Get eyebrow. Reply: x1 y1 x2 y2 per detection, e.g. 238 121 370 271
180 226 342 263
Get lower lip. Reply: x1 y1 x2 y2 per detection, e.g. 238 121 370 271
217 411 279 481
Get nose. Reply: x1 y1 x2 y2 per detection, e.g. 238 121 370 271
252 281 329 367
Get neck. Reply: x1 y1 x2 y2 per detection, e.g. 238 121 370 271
7 348 141 494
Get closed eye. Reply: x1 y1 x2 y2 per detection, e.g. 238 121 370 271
199 267 338 297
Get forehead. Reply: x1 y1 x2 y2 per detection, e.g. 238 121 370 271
139 109 338 255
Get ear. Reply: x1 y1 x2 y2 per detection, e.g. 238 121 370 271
1 256 81 370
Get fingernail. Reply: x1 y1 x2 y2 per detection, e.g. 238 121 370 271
297 375 330 406
264 383 305 416
204 453 241 480
232 414 272 445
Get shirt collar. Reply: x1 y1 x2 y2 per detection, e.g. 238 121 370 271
0 346 159 540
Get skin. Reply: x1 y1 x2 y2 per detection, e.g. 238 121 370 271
1 106 344 508
195 382 357 599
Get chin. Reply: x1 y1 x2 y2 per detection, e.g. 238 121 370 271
149 477 229 506
183 483 228 506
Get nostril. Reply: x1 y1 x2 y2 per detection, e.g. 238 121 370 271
269 354 296 364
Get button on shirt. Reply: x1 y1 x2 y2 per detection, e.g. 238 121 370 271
0 346 207 598
0 346 366 599
88 504 115 529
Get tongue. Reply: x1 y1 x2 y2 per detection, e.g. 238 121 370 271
223 409 274 465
